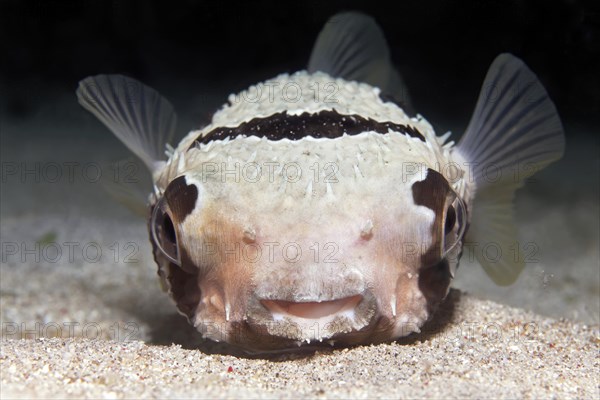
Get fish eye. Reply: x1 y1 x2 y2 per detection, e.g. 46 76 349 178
442 195 467 258
162 213 177 245
151 196 180 265
444 205 456 235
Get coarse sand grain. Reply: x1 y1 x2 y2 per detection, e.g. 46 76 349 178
1 290 598 399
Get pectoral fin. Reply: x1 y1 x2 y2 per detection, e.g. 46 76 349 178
457 54 565 285
77 75 177 173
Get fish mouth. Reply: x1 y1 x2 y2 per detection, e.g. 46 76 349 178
261 295 363 321
222 292 378 348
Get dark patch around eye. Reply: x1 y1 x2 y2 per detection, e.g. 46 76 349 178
411 168 451 212
418 259 453 316
149 199 179 265
165 176 198 223
149 223 201 318
411 168 452 266
165 246 202 318
148 201 202 319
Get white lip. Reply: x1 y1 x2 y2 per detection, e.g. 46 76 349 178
255 293 375 342
261 295 362 322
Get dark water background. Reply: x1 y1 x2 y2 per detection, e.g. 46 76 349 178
1 0 598 136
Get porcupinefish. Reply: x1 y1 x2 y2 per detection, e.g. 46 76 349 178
76 12 564 351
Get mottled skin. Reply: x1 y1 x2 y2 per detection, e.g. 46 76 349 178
149 71 471 351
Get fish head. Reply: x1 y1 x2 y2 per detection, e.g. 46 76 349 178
76 13 563 353
149 136 468 351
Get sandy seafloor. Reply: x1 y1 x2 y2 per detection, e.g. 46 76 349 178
0 84 599 398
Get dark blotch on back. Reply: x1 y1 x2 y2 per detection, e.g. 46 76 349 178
189 109 424 149
164 176 198 223
412 168 452 266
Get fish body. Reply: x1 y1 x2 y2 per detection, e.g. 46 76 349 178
77 12 564 351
